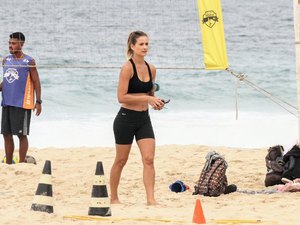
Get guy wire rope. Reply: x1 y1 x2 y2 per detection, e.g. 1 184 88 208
0 60 296 117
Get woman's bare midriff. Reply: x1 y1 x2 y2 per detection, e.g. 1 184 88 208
121 93 150 111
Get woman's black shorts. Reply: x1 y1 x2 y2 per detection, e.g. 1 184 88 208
113 107 155 144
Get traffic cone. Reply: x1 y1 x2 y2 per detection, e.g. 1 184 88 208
88 161 111 216
192 198 206 224
31 160 53 213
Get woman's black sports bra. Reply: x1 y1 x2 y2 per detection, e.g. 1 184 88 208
127 58 153 93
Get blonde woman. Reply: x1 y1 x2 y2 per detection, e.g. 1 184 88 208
110 31 164 205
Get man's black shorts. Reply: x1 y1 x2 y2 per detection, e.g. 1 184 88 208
1 106 31 135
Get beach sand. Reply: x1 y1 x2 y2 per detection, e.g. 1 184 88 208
0 145 298 225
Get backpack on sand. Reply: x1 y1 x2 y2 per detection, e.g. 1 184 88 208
193 151 228 197
264 145 284 187
282 145 300 180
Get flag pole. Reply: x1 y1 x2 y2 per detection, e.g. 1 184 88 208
294 0 300 142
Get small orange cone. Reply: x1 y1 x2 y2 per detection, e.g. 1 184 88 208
192 198 206 224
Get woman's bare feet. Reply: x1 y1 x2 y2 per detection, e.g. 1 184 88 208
147 200 159 206
111 199 122 204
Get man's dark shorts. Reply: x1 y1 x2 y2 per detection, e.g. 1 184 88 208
1 106 31 135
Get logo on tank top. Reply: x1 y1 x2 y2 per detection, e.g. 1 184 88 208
4 68 19 83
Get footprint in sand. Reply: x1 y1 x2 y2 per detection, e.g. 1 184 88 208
15 170 27 175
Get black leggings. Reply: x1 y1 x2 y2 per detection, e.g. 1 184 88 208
113 107 155 144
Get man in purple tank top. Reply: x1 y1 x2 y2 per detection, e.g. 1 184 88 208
0 32 42 164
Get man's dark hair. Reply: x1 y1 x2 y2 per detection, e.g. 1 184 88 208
9 32 25 42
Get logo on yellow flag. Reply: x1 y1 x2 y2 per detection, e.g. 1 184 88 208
197 0 229 70
202 11 218 28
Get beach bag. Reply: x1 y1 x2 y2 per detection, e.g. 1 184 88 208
282 145 300 180
193 151 228 197
264 145 284 187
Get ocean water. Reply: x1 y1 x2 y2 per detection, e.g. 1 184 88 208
0 0 298 148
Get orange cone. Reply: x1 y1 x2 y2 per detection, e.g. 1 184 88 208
192 198 206 224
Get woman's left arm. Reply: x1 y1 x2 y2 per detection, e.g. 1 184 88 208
149 64 157 97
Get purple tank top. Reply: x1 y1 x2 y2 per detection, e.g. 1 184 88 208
2 54 35 109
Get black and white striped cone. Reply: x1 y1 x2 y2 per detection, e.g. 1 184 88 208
88 161 111 216
31 160 54 213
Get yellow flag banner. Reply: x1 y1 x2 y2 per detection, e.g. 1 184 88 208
197 0 229 70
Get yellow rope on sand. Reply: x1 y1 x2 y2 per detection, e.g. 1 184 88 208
63 215 267 224
211 219 264 224
63 215 188 223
